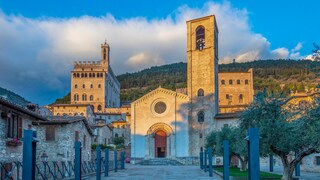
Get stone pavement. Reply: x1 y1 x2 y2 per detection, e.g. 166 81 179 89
260 166 320 180
88 164 222 180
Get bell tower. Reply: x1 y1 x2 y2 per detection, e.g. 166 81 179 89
101 41 110 67
186 15 219 156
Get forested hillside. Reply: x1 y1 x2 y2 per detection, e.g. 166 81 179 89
52 59 320 104
119 60 320 101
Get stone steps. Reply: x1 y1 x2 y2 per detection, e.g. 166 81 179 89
137 158 184 166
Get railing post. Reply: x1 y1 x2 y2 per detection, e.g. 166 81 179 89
269 154 273 172
208 147 213 177
96 146 101 180
75 141 82 180
223 140 229 180
22 130 37 180
204 149 207 172
104 148 109 177
200 149 204 169
121 151 125 169
295 151 300 176
114 150 118 172
247 128 260 180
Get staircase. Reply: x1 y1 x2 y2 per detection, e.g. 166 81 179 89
137 158 184 166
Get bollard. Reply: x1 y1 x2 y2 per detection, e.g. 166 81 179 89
121 151 125 169
74 141 82 180
200 149 204 169
247 128 260 180
204 149 207 172
104 148 109 177
223 140 229 180
208 147 213 177
114 150 118 172
22 130 37 180
295 151 300 176
269 155 273 172
123 151 126 169
96 146 101 180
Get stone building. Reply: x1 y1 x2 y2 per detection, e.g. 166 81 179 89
33 116 93 161
218 69 254 113
0 96 47 161
92 122 113 145
70 42 120 112
130 15 254 164
112 119 130 145
51 104 95 124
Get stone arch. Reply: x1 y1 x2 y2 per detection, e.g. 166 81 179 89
147 122 174 136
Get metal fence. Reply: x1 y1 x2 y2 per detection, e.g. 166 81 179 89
1 130 126 180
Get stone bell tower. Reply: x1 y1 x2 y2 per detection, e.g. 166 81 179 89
186 15 219 156
101 41 110 68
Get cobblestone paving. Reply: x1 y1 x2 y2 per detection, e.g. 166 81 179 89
90 164 222 180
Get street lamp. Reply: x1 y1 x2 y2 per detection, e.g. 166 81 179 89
41 152 48 162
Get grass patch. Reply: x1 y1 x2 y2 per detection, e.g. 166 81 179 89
215 167 282 179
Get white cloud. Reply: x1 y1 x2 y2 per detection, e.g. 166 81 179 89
0 1 307 104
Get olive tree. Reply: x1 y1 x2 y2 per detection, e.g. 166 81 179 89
239 92 320 180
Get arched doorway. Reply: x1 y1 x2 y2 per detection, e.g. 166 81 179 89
155 130 166 158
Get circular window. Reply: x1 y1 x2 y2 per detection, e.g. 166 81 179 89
154 101 167 114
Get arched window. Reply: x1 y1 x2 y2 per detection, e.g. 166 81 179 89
239 94 243 104
245 79 249 85
115 133 119 138
75 84 78 89
89 73 92 78
82 84 85 89
73 73 76 78
77 73 80 78
198 89 204 96
81 73 84 78
98 84 101 88
97 105 102 111
226 94 229 99
85 73 87 78
221 80 225 85
74 94 79 101
90 95 94 101
90 84 93 89
198 111 204 123
237 80 240 84
229 80 233 85
82 94 87 101
97 73 100 78
100 73 103 77
92 73 95 78
196 26 205 50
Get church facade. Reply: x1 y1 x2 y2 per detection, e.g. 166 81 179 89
130 15 254 164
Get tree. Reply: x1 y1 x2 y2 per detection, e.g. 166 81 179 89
239 92 320 180
113 137 125 149
206 127 249 171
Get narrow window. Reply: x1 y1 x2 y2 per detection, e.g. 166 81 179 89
245 80 249 84
93 73 95 78
98 84 101 88
239 94 243 104
81 73 84 78
198 89 204 97
84 73 87 78
226 94 229 99
82 94 87 101
89 73 92 78
237 80 240 85
83 84 85 89
115 133 119 138
229 80 233 85
75 84 78 89
198 111 204 123
90 95 94 101
196 26 205 50
97 105 102 111
90 84 93 89
46 126 55 141
221 80 225 85
77 73 80 78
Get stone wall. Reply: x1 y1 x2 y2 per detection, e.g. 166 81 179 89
35 121 92 162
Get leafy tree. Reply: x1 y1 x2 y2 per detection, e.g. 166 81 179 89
206 127 249 171
113 137 125 149
239 92 320 180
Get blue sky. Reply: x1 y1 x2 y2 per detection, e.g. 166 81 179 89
0 0 319 105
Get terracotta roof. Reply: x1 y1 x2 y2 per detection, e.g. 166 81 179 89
215 112 241 119
32 116 93 135
0 96 47 121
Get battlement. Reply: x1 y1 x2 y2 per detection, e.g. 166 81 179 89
73 60 106 69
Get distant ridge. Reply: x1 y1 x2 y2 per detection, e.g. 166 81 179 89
0 87 30 107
